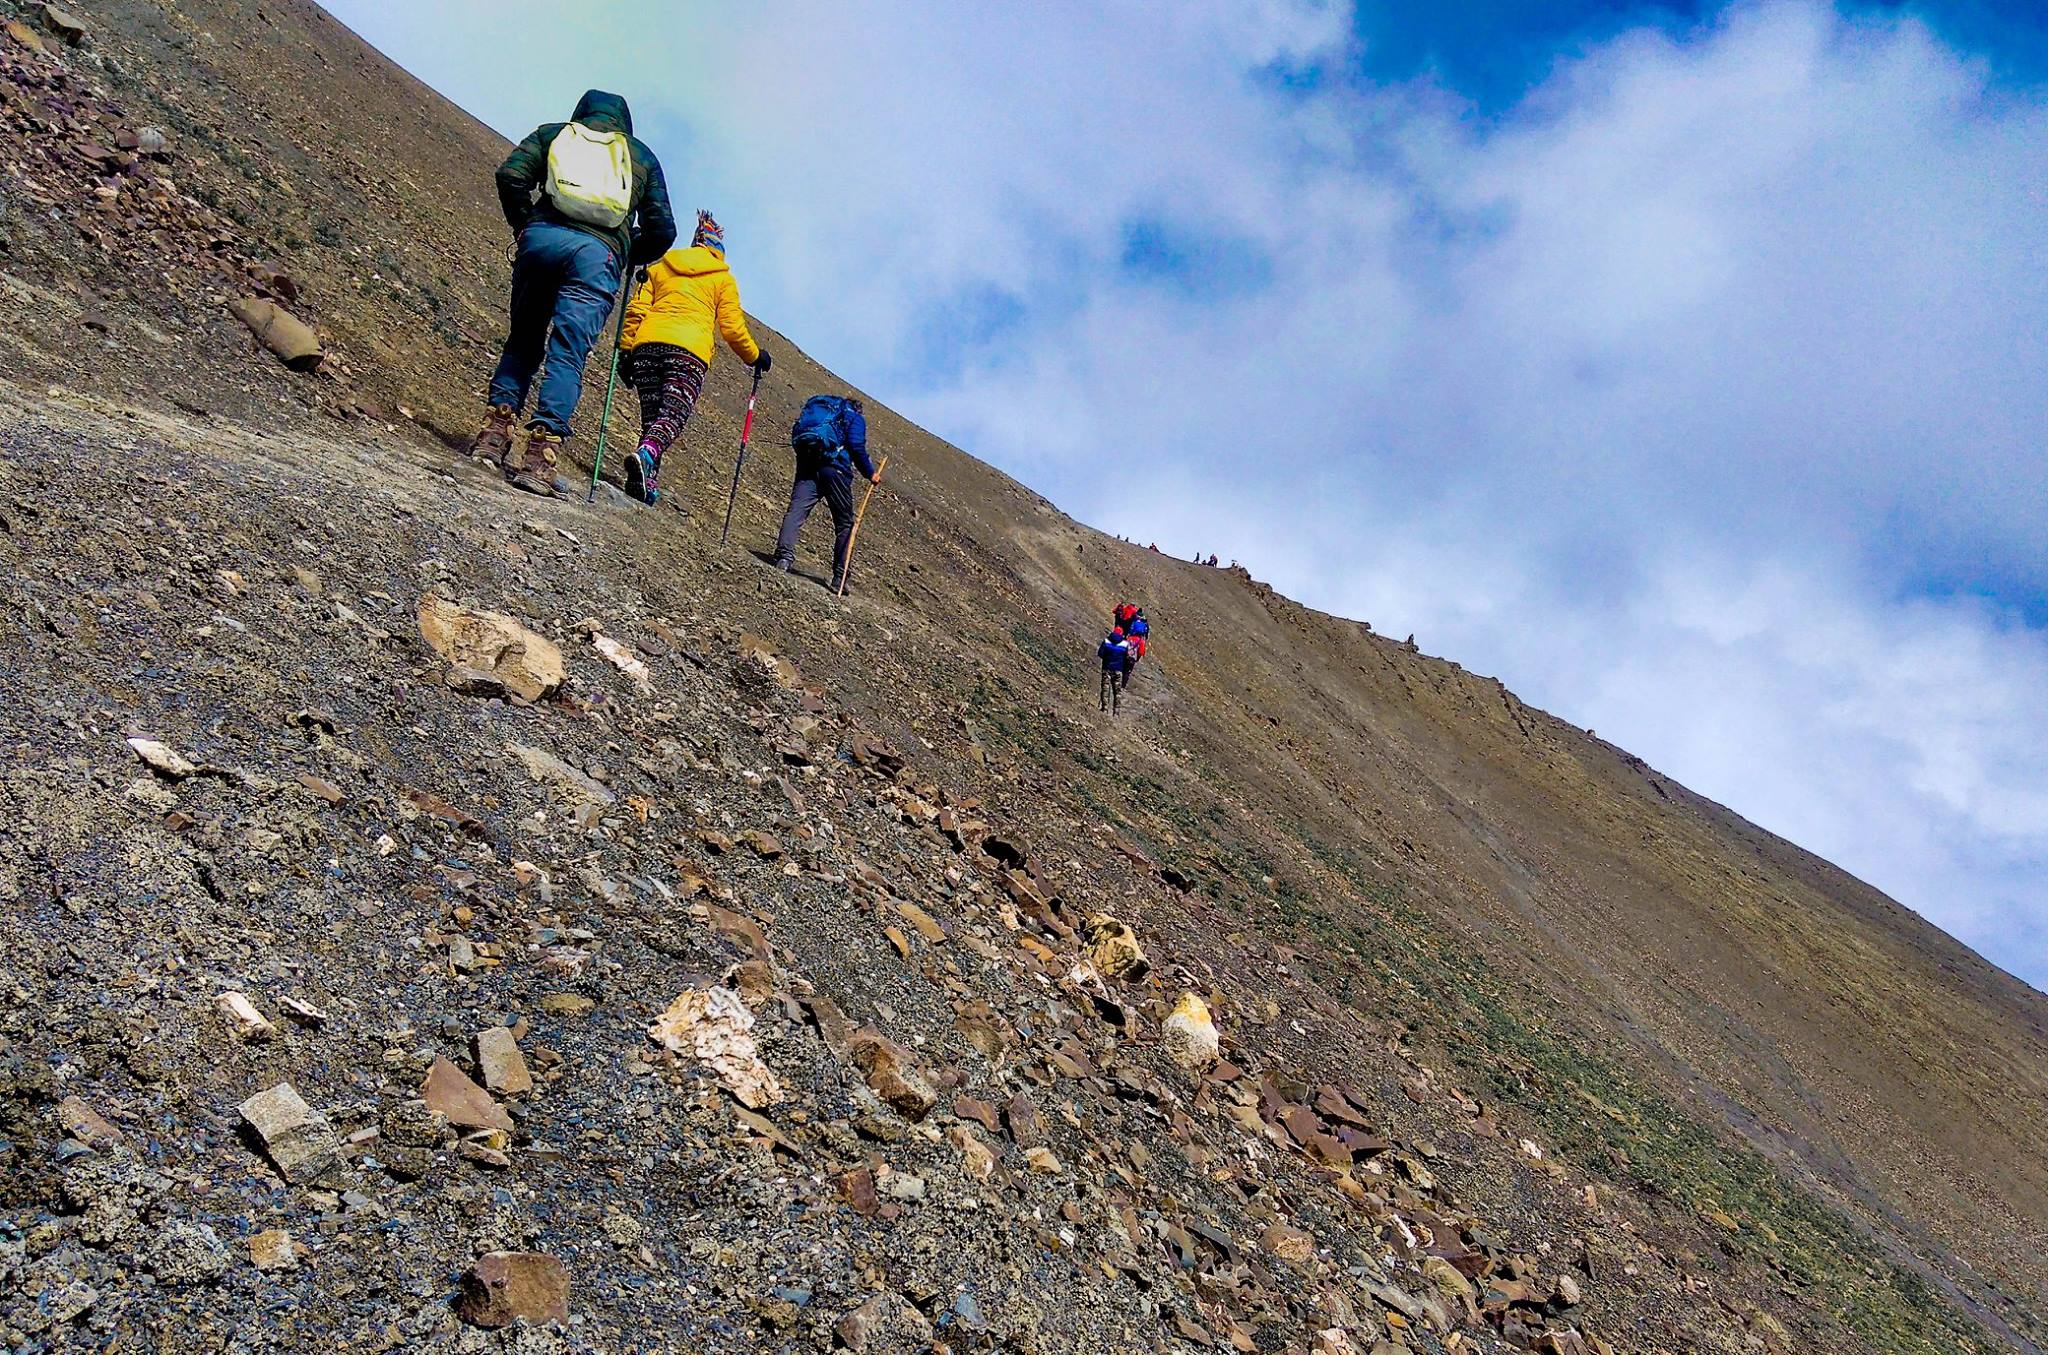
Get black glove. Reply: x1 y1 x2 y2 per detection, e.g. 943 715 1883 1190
617 348 637 383
752 350 772 375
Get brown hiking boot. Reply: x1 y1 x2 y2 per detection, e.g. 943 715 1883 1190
508 425 563 497
469 404 518 467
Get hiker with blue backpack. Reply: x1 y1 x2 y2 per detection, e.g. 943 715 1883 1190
470 90 676 496
615 209 771 506
1098 628 1134 712
773 395 878 593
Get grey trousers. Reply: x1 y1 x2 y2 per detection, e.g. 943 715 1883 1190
773 471 856 580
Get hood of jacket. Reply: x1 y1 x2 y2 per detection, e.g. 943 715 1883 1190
660 245 730 278
571 89 633 136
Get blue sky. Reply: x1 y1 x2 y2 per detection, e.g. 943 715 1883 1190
1347 0 2048 104
325 1 2048 989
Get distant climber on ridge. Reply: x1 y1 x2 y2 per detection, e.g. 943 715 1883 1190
773 394 878 594
616 209 770 507
470 89 677 496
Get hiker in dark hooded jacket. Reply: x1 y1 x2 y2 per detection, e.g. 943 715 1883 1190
470 90 677 496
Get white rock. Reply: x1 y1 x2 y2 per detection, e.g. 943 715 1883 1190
216 991 277 1040
128 737 197 778
648 985 782 1108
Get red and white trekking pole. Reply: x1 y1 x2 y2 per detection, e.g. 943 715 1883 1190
719 369 763 545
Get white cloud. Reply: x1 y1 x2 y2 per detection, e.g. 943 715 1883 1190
328 0 2048 985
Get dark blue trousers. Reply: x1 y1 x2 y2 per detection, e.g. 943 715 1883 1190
773 471 857 581
487 222 621 436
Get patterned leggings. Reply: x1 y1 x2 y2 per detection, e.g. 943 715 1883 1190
630 343 708 461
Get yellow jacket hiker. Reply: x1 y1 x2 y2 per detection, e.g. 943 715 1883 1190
621 245 760 366
615 210 771 508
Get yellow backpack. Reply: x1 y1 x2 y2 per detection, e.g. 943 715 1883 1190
546 123 633 229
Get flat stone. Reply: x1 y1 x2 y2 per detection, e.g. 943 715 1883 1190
127 737 197 778
1003 1093 1044 1147
897 901 947 944
508 742 615 806
277 995 329 1026
238 1083 340 1183
474 1026 533 1096
38 4 89 45
5 19 48 55
951 1095 1001 1133
56 1096 124 1150
1024 1145 1063 1175
420 1056 513 1133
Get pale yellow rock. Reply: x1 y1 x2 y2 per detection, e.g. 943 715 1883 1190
1082 913 1149 981
648 985 783 1108
127 736 198 778
947 1124 997 1181
474 1025 534 1095
226 295 324 371
248 1228 298 1272
1161 992 1219 1067
897 901 948 944
1262 1221 1315 1265
216 991 277 1041
1422 1255 1475 1301
416 594 564 703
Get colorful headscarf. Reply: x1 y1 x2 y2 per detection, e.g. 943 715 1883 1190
693 209 725 254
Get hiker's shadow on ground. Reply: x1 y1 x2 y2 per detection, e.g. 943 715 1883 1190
747 549 831 590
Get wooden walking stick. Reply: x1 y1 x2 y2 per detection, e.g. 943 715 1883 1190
835 456 887 596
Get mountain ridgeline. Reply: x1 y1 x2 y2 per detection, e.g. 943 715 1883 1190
0 1 2042 1352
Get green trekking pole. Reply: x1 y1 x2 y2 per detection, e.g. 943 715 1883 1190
585 269 639 504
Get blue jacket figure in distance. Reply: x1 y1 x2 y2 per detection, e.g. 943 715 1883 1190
1099 629 1133 674
773 395 878 593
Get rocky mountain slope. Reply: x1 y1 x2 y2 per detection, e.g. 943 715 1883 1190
2 1 2044 1352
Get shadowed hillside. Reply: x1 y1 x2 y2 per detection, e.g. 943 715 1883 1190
1 1 2043 1351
